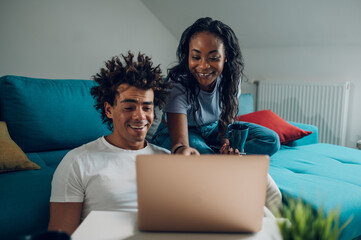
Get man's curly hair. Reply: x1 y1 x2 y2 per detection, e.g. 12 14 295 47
90 51 170 130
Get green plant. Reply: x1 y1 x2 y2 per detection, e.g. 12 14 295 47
275 197 352 240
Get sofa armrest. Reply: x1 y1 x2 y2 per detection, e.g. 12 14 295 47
285 121 319 146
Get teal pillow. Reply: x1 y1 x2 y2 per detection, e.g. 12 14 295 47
238 93 254 115
0 75 111 152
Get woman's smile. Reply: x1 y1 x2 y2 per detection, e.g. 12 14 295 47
188 31 226 92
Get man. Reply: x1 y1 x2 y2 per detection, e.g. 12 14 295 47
48 52 170 234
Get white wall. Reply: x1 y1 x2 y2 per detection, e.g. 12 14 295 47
242 46 361 148
238 1 361 149
0 0 178 79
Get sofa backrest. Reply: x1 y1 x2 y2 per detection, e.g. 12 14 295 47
0 75 255 152
0 75 111 153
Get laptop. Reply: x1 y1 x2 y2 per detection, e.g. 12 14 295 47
136 154 269 233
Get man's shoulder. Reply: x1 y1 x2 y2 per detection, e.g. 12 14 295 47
63 137 104 160
147 143 170 154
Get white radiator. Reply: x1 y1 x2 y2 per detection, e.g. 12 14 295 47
256 81 350 146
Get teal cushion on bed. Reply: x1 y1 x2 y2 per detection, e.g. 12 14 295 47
0 75 111 152
270 143 361 240
286 121 319 146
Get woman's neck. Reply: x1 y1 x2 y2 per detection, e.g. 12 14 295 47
199 79 217 93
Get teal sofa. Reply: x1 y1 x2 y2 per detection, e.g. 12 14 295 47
0 75 111 240
1 75 361 240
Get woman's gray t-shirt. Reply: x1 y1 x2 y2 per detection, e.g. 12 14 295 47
164 76 226 127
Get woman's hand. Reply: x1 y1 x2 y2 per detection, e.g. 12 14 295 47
220 143 240 155
179 146 200 155
172 145 200 155
167 113 200 155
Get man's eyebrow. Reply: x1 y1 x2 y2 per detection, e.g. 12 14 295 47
120 99 153 105
120 99 137 104
142 101 154 105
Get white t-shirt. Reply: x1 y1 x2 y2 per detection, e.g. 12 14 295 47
50 137 169 220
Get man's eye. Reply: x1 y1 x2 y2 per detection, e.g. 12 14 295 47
143 107 152 111
124 107 134 111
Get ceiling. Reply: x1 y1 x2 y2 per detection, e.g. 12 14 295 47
141 0 361 48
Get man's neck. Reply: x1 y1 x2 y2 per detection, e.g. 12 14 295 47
104 135 146 150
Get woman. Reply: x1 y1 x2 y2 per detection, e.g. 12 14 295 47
152 18 282 214
152 17 280 156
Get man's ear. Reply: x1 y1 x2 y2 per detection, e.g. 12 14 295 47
104 102 113 118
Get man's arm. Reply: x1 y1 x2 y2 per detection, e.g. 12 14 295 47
48 202 83 235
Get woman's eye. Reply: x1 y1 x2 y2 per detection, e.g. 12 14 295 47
191 56 200 60
210 57 220 61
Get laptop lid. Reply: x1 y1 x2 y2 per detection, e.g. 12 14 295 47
136 154 269 233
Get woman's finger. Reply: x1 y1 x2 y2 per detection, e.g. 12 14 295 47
235 148 240 155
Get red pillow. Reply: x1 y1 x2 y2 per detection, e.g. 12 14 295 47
236 110 312 144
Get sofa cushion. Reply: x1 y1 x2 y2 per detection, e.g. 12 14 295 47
236 109 312 144
0 121 40 173
270 143 361 240
286 121 319 146
0 75 111 152
237 93 254 115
